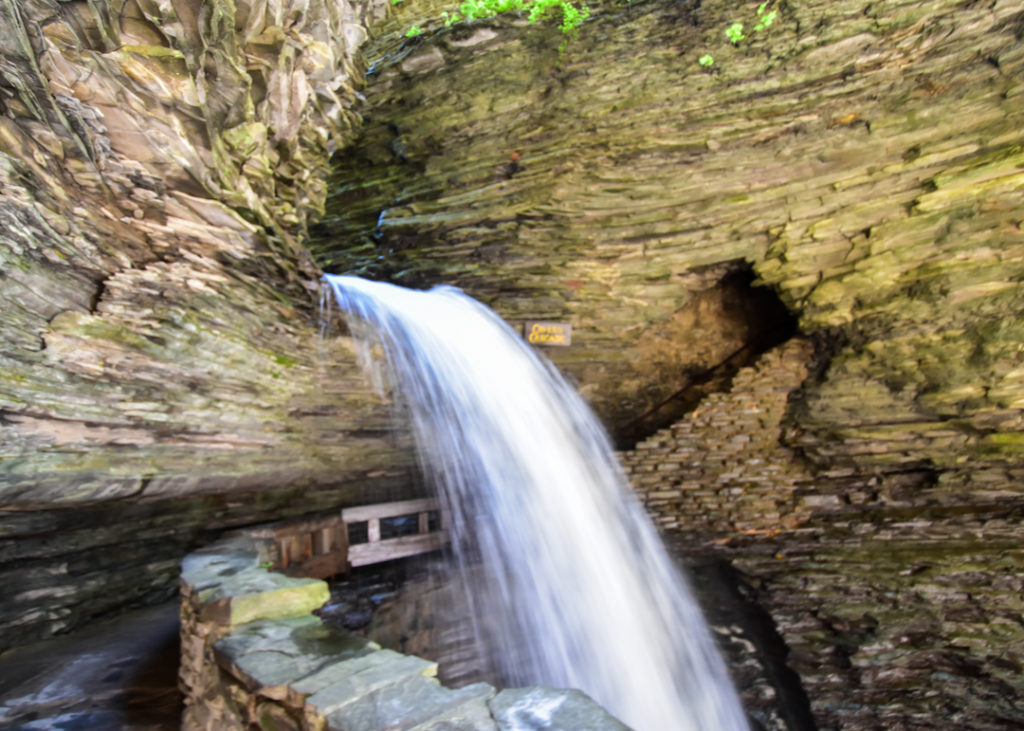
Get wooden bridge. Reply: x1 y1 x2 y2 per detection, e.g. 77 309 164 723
247 498 448 580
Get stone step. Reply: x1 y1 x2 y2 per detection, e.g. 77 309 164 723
303 649 439 721
214 615 377 701
328 675 497 731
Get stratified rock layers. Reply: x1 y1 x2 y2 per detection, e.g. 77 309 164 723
2 0 1023 725
0 0 418 650
624 341 1024 728
311 0 1024 727
315 0 1024 464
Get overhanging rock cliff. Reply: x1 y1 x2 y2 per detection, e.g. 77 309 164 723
2 0 1023 725
315 0 1024 468
309 0 1024 725
0 0 418 650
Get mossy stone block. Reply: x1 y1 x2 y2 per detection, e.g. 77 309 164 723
197 567 330 626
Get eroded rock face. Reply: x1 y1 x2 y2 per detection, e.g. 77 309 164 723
626 342 1024 728
0 0 418 650
308 0 1024 727
3 0 1024 723
313 0 1024 465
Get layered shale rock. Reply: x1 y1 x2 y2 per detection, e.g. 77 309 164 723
311 0 1024 727
0 0 419 651
313 0 1024 462
625 342 1024 728
3 0 1024 725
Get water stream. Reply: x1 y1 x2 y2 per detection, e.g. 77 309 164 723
323 274 748 731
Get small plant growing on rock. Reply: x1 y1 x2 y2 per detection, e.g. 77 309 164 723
403 0 590 44
754 2 778 31
700 1 779 69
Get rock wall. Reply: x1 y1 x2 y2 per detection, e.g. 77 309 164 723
307 7 1024 723
3 0 1023 725
621 340 1024 728
0 0 419 651
620 338 814 534
312 0 1024 461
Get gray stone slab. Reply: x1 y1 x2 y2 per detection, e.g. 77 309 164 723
289 649 390 700
306 650 438 718
406 682 499 731
214 616 375 697
180 537 262 590
489 687 632 731
327 676 496 731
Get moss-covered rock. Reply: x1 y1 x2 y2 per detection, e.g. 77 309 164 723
0 0 415 650
312 0 1024 465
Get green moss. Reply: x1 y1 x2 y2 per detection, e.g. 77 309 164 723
222 122 269 157
982 432 1024 454
120 44 186 60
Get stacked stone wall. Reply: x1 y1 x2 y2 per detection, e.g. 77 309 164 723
620 338 815 535
621 339 1024 728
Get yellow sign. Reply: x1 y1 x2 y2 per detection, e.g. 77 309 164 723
525 321 572 347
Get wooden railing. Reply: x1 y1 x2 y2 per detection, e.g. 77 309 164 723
247 498 448 579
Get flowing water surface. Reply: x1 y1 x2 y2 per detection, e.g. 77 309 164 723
323 274 747 731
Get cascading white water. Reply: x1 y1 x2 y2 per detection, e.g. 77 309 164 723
323 274 748 731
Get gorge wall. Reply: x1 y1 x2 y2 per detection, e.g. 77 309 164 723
315 0 1024 463
0 0 422 650
1 0 1023 728
622 340 1024 728
310 0 1024 727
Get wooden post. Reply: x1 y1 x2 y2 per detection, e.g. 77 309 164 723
278 537 290 568
313 527 329 555
336 520 349 571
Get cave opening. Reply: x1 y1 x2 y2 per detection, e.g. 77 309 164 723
617 264 800 448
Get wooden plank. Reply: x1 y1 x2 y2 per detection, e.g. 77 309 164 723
367 518 381 543
312 527 329 555
336 523 348 568
282 551 350 580
289 535 302 565
277 537 290 568
347 533 449 567
341 498 440 523
418 511 429 534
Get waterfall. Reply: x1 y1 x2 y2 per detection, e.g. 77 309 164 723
323 274 748 731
